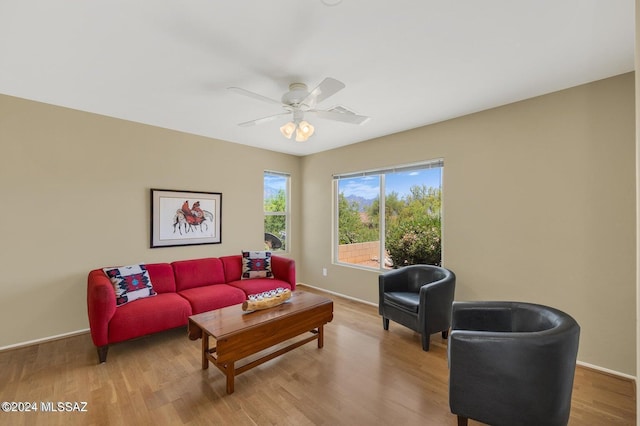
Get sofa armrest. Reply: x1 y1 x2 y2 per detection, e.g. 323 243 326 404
87 269 117 347
271 255 296 291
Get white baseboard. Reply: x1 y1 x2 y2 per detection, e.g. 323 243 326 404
298 283 638 384
577 361 636 382
298 282 378 307
0 328 90 352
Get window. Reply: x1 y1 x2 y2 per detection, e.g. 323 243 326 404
334 160 443 270
264 171 290 252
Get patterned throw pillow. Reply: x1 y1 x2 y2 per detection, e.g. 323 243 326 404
103 264 157 306
241 251 273 280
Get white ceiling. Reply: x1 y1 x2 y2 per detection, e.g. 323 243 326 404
0 1 634 156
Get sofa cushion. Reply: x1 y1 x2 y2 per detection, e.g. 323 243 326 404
220 255 243 282
178 284 246 314
145 263 176 294
172 258 226 292
241 250 273 279
103 264 157 306
108 293 192 343
227 278 292 297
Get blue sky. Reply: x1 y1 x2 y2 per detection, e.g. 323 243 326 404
264 173 286 191
339 168 442 200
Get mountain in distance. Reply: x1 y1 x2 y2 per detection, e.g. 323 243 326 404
345 195 375 212
266 189 374 211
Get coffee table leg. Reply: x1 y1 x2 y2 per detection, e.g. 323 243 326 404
226 362 235 394
318 325 324 348
202 334 209 370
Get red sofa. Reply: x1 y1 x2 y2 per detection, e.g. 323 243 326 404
87 255 296 362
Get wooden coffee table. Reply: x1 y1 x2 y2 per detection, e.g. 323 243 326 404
187 290 333 394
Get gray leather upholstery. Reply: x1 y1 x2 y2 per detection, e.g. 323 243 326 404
378 265 456 351
448 301 580 426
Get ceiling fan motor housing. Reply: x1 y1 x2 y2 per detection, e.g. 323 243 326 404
282 83 315 109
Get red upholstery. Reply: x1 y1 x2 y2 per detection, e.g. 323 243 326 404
171 258 226 291
272 255 296 291
178 285 246 314
86 255 296 362
220 255 243 282
87 269 117 347
108 293 192 344
145 263 176 293
220 254 296 291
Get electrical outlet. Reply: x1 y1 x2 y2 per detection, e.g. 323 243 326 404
322 268 327 276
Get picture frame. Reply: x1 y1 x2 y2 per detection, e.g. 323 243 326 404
150 188 222 248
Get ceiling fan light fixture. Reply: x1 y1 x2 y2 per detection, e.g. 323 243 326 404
280 121 297 139
295 120 314 142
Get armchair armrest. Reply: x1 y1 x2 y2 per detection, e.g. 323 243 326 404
87 269 117 347
419 277 456 333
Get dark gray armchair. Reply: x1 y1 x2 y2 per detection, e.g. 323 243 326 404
378 264 456 351
449 301 580 426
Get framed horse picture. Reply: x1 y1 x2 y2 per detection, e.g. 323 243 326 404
150 188 222 248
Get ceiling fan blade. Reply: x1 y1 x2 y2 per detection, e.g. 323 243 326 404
228 87 283 105
238 112 290 127
303 77 345 105
311 109 370 125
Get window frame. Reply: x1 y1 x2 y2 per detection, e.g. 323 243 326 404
332 159 443 271
264 170 290 253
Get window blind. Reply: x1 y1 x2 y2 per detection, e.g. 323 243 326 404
332 159 443 180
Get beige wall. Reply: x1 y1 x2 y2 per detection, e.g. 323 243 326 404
300 73 636 376
0 94 301 348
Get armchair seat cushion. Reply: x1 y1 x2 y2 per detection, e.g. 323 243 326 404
383 292 420 313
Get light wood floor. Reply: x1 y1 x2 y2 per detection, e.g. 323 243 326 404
0 285 635 425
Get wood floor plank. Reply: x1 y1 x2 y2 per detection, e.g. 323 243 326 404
0 285 635 425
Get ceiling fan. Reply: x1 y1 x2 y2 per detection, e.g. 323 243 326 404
228 77 369 141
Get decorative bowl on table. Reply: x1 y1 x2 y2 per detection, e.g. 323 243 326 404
242 288 291 311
